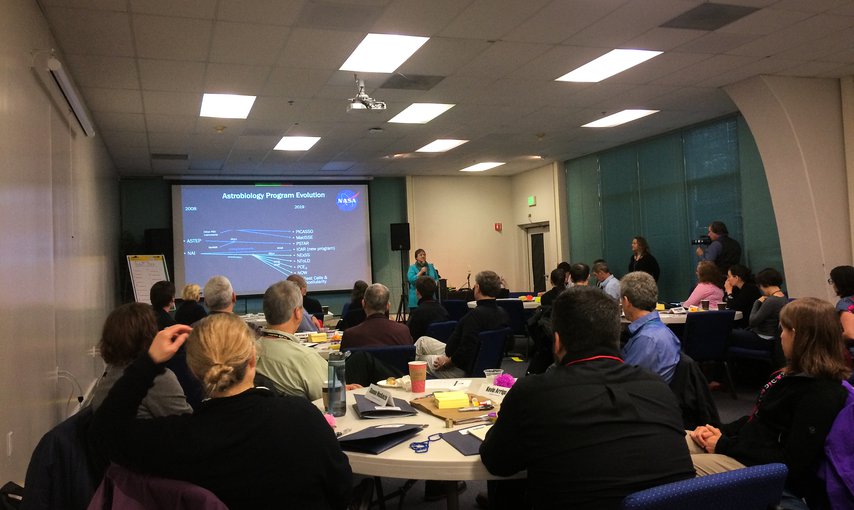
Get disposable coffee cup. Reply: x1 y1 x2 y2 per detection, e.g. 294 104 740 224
484 368 503 384
408 361 427 393
700 300 710 310
717 303 727 311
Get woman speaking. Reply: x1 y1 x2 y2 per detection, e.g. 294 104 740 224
407 248 439 309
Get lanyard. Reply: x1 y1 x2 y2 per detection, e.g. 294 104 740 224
564 355 624 367
749 370 785 422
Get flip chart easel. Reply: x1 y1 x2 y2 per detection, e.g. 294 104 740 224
127 254 169 304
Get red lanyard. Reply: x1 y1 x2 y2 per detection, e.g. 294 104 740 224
564 355 624 367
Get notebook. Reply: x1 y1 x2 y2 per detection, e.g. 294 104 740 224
337 424 426 454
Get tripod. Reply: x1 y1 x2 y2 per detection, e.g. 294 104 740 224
395 250 408 323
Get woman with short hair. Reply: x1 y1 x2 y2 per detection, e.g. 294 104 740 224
174 283 208 325
87 302 191 418
689 298 850 508
90 314 353 509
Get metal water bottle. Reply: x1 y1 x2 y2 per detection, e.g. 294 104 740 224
327 351 347 417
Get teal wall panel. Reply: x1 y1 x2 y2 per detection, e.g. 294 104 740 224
637 134 690 302
600 147 640 274
737 116 785 279
565 115 784 305
368 177 408 312
566 155 603 266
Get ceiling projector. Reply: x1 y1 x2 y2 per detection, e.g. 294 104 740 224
347 75 386 112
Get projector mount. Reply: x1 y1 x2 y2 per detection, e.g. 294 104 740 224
347 74 386 112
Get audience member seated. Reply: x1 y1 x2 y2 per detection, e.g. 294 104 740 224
89 316 353 510
174 283 208 326
87 303 191 418
621 272 680 384
557 261 572 286
829 265 854 342
539 268 566 307
149 280 176 331
338 280 368 331
592 260 620 301
628 236 661 281
287 272 322 317
728 267 788 367
723 264 761 328
340 283 413 350
169 274 238 408
255 280 329 400
203 275 236 315
407 276 449 341
569 262 590 286
415 270 509 378
479 286 694 510
287 274 321 332
683 261 724 309
688 298 849 509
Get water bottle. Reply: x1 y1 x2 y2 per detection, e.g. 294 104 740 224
327 351 347 417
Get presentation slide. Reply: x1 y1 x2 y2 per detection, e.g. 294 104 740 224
172 183 372 296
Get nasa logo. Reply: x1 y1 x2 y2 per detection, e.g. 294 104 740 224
336 190 359 212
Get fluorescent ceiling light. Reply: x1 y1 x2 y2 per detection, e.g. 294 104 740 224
274 136 321 151
556 49 662 83
340 33 429 73
582 109 659 128
460 162 504 172
388 103 454 124
416 139 468 153
200 93 256 119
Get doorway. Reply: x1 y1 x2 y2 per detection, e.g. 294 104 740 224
524 224 552 293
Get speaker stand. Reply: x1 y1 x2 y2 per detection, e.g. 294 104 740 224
395 250 408 323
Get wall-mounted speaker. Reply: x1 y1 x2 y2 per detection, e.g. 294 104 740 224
390 223 410 251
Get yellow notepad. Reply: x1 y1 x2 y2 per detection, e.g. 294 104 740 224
434 391 470 409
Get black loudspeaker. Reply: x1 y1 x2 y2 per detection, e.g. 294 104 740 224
390 223 410 251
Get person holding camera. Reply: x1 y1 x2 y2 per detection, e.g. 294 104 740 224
407 248 439 309
695 221 741 272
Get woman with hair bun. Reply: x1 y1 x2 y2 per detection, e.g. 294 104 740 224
90 314 352 509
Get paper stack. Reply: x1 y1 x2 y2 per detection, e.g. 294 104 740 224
434 391 470 409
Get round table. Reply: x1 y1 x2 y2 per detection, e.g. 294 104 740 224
313 379 522 509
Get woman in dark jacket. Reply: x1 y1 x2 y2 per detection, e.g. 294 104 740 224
628 236 660 281
723 264 761 328
689 298 850 508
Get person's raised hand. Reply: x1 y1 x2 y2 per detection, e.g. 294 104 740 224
148 324 192 364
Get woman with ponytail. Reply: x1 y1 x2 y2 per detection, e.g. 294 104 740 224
90 313 352 510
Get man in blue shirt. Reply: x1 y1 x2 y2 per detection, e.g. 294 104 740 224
592 260 620 301
621 271 680 384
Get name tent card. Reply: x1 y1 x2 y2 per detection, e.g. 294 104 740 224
365 384 393 406
480 384 510 402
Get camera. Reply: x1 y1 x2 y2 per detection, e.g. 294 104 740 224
690 236 711 246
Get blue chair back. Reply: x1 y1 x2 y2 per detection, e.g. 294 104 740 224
495 299 526 336
682 310 736 362
442 300 469 322
468 328 512 377
424 320 457 343
621 463 787 510
345 344 416 375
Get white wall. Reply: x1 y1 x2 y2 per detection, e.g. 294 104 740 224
0 0 118 483
406 175 518 289
509 162 569 290
726 76 852 300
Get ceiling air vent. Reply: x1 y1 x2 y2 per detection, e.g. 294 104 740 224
660 3 759 31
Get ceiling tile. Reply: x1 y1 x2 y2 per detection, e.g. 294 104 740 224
455 41 551 79
44 8 134 56
276 28 363 69
138 59 206 92
209 21 290 65
561 0 702 47
439 0 551 40
217 0 305 25
95 112 146 132
502 0 626 44
40 0 127 10
63 55 139 89
261 67 334 98
650 54 758 86
371 0 467 34
142 90 202 116
203 63 271 95
81 87 144 113
145 114 198 133
129 0 217 19
133 14 213 61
